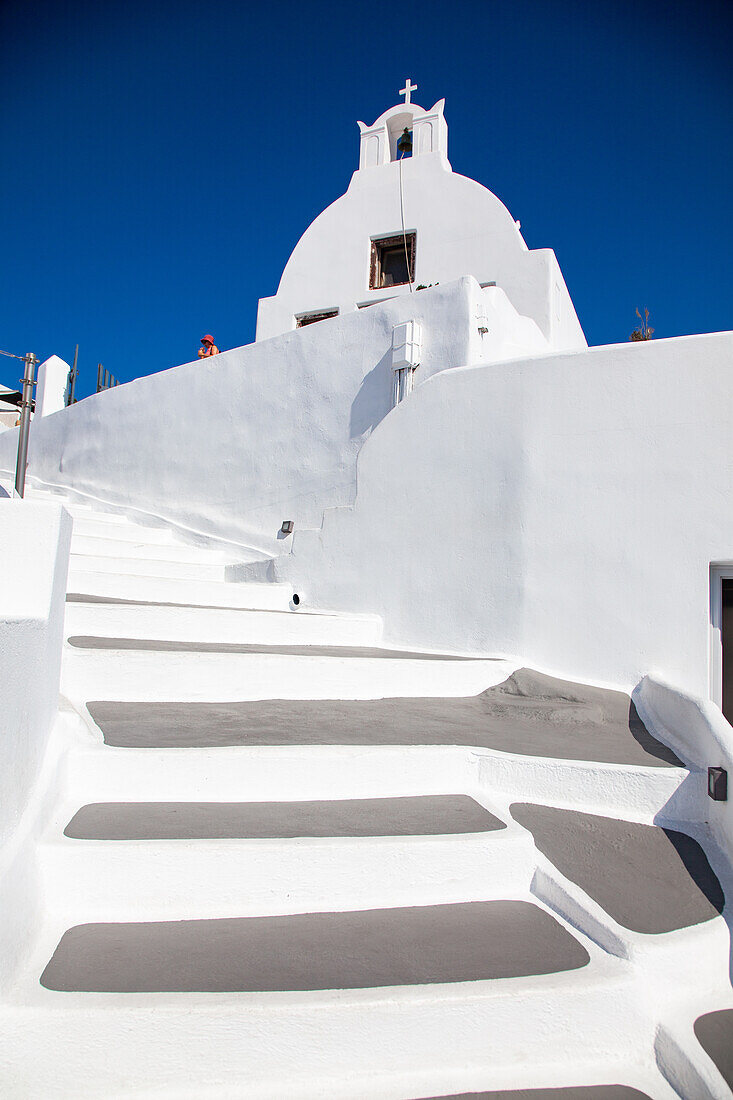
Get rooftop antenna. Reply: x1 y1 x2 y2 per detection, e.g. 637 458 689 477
65 344 78 406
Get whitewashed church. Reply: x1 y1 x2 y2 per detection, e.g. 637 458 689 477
0 83 732 1099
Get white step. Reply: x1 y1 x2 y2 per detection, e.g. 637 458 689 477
40 827 530 924
0 949 648 1100
69 553 227 581
28 494 130 523
61 645 516 703
70 516 265 561
65 600 383 648
63 743 479 806
70 534 250 566
66 570 294 609
70 515 181 543
30 492 268 559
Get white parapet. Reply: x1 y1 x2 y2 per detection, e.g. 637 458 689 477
0 501 71 984
634 674 733 866
35 355 70 418
0 502 72 845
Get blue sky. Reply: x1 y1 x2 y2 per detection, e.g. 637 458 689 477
1 0 731 399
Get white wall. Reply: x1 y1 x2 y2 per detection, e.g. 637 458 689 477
0 502 71 986
280 331 733 699
0 503 71 846
0 280 481 551
256 150 587 353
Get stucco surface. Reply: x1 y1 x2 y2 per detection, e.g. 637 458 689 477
87 668 679 764
0 279 481 550
64 795 505 840
285 330 733 697
40 901 589 992
693 1009 733 1087
510 804 724 933
424 1089 652 1100
0 503 71 844
425 1090 652 1100
0 502 72 992
69 636 474 660
67 593 294 612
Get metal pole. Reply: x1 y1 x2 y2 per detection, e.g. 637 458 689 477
97 363 102 392
66 343 78 406
14 353 37 498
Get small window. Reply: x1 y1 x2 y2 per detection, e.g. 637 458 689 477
296 309 338 328
369 233 416 290
358 297 395 309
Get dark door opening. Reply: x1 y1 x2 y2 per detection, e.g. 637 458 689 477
721 579 733 723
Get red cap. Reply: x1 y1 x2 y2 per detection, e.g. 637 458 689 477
201 334 214 344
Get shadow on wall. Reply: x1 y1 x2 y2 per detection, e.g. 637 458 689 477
349 349 394 439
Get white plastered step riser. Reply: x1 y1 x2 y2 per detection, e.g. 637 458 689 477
60 650 518 703
70 516 180 543
70 534 252 566
63 744 480 805
0 960 655 1100
61 742 686 834
68 507 234 551
654 1019 733 1100
66 570 294 609
476 751 691 823
64 602 384 648
28 498 131 524
531 859 733 980
38 831 535 924
69 553 227 581
27 490 280 559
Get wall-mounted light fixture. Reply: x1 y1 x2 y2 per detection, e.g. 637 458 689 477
391 320 422 407
281 520 294 535
708 766 728 801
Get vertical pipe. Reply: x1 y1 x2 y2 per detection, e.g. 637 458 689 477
14 353 37 498
97 363 102 392
104 369 110 389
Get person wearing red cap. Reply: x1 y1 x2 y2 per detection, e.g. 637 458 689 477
198 335 220 358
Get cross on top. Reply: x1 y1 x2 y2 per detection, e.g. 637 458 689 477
399 78 417 105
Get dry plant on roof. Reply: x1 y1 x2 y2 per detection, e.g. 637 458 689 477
630 307 654 341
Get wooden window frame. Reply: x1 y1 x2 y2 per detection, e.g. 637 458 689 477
369 233 416 290
296 309 338 328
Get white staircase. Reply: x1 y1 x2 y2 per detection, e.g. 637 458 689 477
0 487 730 1099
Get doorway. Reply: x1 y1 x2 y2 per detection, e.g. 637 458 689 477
722 579 733 723
710 564 733 723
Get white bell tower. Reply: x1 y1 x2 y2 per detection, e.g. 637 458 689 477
357 80 450 170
